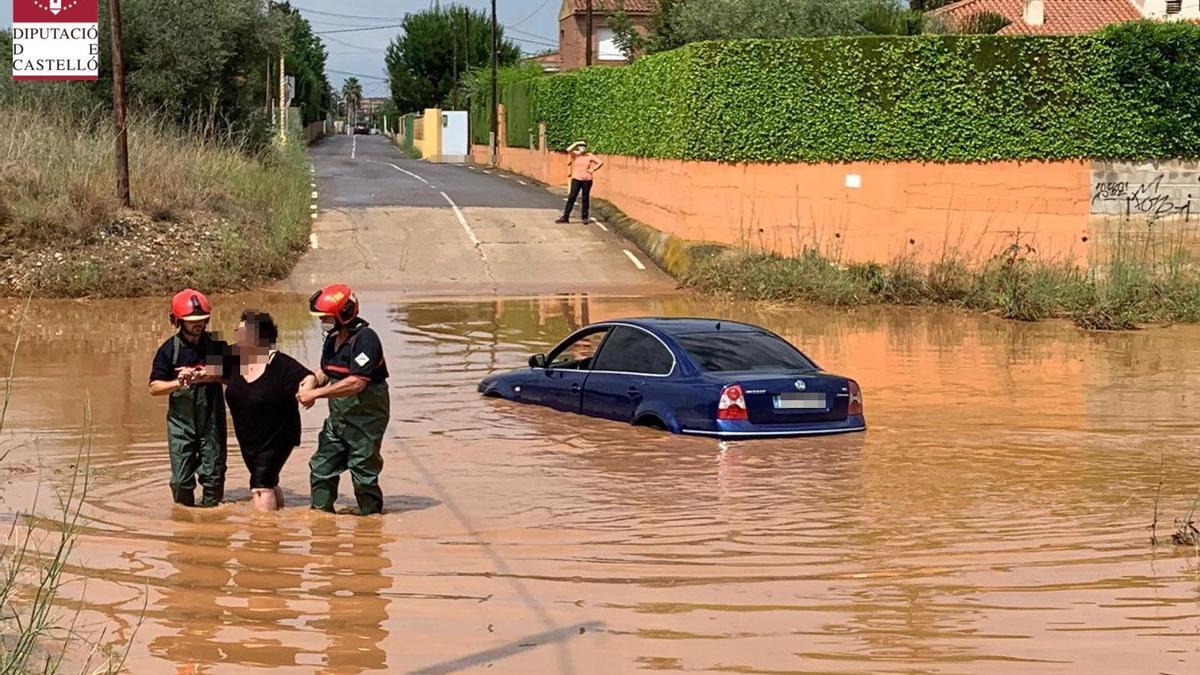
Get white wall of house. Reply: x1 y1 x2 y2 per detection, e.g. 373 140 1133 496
1132 0 1200 19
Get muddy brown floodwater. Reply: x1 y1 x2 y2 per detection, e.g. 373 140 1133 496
2 293 1200 674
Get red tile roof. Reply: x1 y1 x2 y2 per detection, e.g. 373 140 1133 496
930 0 1142 35
568 0 659 14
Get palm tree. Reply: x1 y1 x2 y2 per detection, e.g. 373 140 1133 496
341 77 363 125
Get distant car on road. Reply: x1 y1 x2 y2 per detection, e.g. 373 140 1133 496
478 318 865 439
353 120 370 135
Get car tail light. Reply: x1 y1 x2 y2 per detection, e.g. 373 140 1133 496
718 384 748 421
848 380 863 416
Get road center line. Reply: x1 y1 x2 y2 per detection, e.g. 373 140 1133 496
517 180 527 185
386 162 429 184
441 191 481 247
351 135 357 159
623 249 647 271
595 222 609 232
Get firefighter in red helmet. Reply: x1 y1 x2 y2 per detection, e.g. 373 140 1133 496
148 289 230 507
299 284 390 515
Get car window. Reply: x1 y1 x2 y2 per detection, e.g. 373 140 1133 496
591 326 673 375
547 329 609 370
675 331 815 372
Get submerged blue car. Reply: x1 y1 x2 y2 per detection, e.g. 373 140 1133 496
478 318 865 439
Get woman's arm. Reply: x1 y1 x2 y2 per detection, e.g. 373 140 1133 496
296 374 318 409
591 156 604 173
298 375 367 406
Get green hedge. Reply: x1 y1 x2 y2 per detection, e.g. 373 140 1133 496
521 22 1200 162
503 79 535 148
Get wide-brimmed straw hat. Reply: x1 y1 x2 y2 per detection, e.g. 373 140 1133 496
566 140 588 152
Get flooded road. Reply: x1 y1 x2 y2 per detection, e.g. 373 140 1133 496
2 294 1200 673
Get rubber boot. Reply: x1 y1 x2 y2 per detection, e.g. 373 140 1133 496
200 485 224 508
171 485 195 507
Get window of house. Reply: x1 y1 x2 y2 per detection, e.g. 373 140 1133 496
1167 0 1182 14
597 28 623 61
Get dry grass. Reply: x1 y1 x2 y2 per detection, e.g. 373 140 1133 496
0 103 310 297
688 218 1200 330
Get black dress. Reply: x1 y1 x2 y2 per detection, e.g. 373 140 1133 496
224 351 313 489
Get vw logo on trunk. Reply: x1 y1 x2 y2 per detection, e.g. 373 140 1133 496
794 380 806 391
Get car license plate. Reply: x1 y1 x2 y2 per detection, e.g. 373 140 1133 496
773 393 826 410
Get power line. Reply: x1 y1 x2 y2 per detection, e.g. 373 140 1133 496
506 26 557 43
290 5 406 21
508 0 554 29
315 23 405 35
510 36 557 49
320 33 385 52
327 68 389 82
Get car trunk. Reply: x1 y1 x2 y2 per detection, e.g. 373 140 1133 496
708 372 850 424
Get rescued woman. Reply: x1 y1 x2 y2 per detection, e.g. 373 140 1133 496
224 310 318 512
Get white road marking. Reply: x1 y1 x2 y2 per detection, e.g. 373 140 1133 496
351 135 357 159
517 180 527 185
623 249 646 271
441 191 481 248
309 233 319 249
482 170 491 174
310 204 318 211
386 163 429 184
310 191 318 199
595 222 608 232
310 212 317 219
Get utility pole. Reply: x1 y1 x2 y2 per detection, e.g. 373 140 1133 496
585 0 594 67
108 0 131 208
278 54 286 143
490 0 498 165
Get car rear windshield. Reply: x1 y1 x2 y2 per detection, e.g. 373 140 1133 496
675 331 815 372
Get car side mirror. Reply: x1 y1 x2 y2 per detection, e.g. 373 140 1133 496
529 354 547 369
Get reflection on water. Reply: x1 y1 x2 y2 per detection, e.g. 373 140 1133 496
2 292 1200 673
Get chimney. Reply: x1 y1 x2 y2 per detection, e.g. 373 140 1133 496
1024 0 1046 25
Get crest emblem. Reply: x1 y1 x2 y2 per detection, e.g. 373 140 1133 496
794 380 806 391
34 1 80 15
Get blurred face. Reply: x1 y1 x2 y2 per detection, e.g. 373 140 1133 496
235 320 262 352
575 145 586 156
318 315 338 332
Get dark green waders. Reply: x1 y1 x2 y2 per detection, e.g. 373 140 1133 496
166 336 227 507
309 381 390 515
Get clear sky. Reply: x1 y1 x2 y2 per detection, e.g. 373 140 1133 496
1 1 564 98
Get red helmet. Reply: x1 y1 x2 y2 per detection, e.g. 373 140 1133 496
309 283 359 325
170 289 212 325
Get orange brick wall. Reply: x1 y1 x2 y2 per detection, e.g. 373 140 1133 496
476 145 1094 265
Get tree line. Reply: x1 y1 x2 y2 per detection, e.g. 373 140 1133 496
2 0 331 151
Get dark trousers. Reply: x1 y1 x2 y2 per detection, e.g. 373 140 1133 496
563 178 593 221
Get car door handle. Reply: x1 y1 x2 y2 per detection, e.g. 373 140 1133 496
570 383 581 393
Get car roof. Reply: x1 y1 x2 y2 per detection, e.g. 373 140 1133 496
602 317 763 336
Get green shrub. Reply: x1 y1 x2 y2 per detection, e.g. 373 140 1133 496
520 23 1200 162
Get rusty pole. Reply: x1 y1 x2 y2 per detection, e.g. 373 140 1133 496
108 0 131 208
585 0 594 67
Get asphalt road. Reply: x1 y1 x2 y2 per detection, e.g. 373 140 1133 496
279 134 674 297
